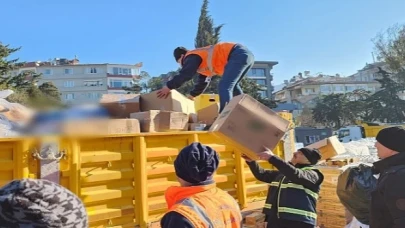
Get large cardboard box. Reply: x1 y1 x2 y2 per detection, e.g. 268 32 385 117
209 94 290 160
197 103 219 125
130 111 188 132
100 94 140 118
305 136 345 161
62 119 141 135
140 90 195 114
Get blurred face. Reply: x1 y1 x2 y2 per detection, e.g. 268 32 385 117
375 141 399 159
290 150 311 165
177 55 185 67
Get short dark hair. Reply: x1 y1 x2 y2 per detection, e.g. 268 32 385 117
173 47 188 61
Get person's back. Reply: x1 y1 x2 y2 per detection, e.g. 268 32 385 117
160 142 242 228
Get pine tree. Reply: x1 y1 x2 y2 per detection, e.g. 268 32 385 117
365 67 405 123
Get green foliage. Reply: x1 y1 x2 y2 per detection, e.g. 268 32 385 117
123 71 151 94
373 23 405 82
194 0 224 48
312 93 348 129
0 42 62 109
364 68 405 123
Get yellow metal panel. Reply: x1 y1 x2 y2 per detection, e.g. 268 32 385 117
194 94 220 111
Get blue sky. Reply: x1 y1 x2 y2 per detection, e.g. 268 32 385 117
2 0 405 84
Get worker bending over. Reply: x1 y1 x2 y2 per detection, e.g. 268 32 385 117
160 142 242 228
157 42 255 113
370 127 405 228
244 148 323 228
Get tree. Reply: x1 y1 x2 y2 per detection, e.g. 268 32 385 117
123 71 151 94
296 105 317 127
364 68 405 123
373 23 405 82
0 42 62 108
312 94 348 129
145 76 165 93
194 0 223 48
239 78 276 108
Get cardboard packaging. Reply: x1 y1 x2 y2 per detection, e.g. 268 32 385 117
62 119 141 135
209 94 290 160
130 111 188 132
100 94 140 118
305 136 345 160
140 90 195 114
197 103 219 125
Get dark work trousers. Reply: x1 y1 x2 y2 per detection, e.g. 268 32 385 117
267 219 316 228
218 44 255 113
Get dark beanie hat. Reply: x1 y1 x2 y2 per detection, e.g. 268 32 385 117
376 126 405 152
299 148 322 165
174 142 219 184
0 179 88 227
173 47 188 61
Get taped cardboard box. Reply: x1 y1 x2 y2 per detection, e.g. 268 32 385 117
140 90 196 114
209 94 290 160
62 119 141 135
100 94 140 118
130 110 188 132
197 103 219 125
305 136 345 160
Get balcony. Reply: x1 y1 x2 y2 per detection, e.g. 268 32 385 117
107 73 140 79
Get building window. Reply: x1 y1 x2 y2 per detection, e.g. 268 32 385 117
305 135 320 144
44 69 52 75
84 80 103 86
64 68 73 74
109 79 132 88
87 68 98 74
320 85 330 92
65 93 74 100
255 79 266 85
345 86 355 92
87 92 100 99
334 85 344 91
64 81 75 87
112 67 133 75
248 68 266 77
258 90 267 98
305 88 315 94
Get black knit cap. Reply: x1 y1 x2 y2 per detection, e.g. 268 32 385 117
0 179 88 227
376 126 405 152
173 47 188 62
299 148 322 165
174 142 219 185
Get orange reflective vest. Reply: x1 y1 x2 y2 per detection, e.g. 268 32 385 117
165 183 242 228
185 42 236 77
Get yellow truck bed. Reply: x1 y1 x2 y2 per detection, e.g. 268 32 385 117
0 131 287 228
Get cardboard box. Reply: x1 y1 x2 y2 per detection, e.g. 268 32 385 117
100 94 140 118
130 111 188 132
197 103 219 125
189 113 198 123
62 119 141 135
306 136 345 161
140 90 195 114
209 94 290 160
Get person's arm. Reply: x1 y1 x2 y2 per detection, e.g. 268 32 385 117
384 174 405 228
166 55 202 90
246 161 280 183
160 211 194 228
268 156 322 186
189 74 209 97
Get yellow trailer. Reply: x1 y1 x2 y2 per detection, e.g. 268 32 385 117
0 112 293 228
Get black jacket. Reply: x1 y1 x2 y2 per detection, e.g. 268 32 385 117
166 54 210 97
160 211 193 228
370 152 405 228
246 156 323 227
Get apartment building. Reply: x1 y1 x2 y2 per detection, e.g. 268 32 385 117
246 61 278 99
10 58 142 105
274 73 380 116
